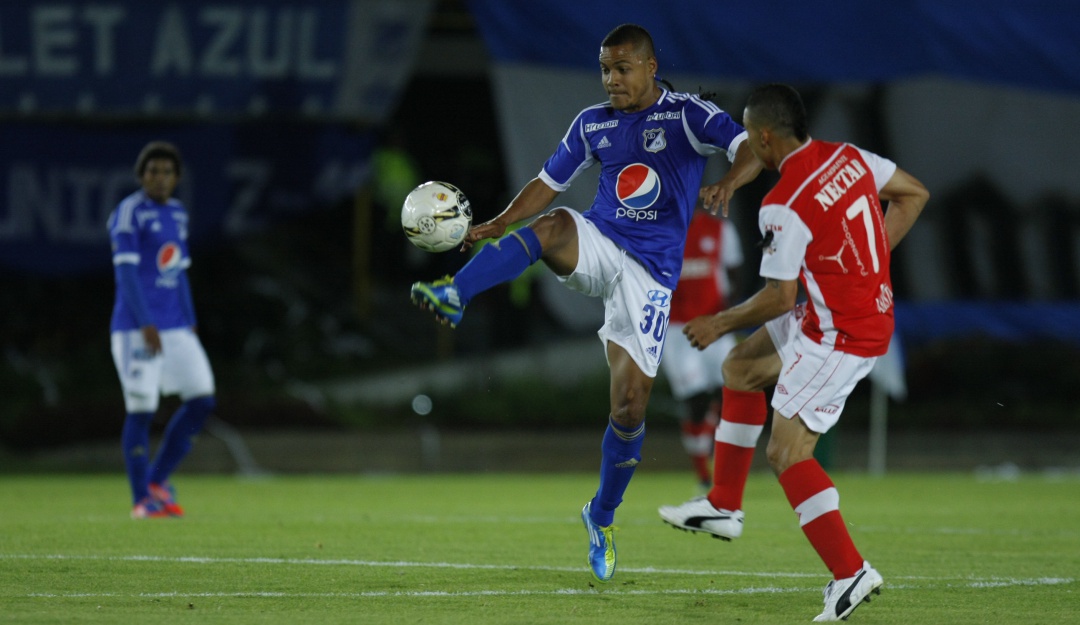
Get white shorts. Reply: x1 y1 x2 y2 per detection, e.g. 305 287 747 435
765 305 876 433
111 328 216 413
555 208 671 378
660 326 736 400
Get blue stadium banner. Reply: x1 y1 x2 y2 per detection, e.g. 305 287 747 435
0 123 375 275
468 0 1080 95
0 0 433 120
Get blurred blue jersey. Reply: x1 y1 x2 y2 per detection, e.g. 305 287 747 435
108 190 194 332
540 89 746 289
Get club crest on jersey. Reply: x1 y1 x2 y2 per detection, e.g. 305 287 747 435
643 128 666 153
616 163 661 210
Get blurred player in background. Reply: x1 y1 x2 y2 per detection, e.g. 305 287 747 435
658 84 928 621
108 141 216 519
411 23 761 582
660 208 743 490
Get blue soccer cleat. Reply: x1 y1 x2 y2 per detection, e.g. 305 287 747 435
410 276 465 327
581 502 616 582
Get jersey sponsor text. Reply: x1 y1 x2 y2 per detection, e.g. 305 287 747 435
814 158 867 211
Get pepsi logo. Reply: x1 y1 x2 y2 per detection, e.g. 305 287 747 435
157 242 182 273
616 163 661 210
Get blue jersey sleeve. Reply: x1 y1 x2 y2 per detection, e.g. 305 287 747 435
116 262 154 327
540 109 599 191
682 95 748 162
177 271 196 326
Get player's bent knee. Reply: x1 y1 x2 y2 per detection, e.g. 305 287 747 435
531 209 576 250
610 395 649 429
722 358 768 391
765 439 803 475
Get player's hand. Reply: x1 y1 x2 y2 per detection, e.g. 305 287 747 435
461 219 508 252
140 325 163 355
683 314 724 350
699 180 736 217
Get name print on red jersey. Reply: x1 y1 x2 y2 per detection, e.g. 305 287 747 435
814 155 868 211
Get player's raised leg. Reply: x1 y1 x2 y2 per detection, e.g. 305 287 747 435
411 179 569 328
411 227 543 327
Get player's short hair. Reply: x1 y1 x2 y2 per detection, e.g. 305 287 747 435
601 23 655 59
746 84 809 142
134 141 182 178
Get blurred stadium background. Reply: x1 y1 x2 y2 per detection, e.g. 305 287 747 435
2 0 1078 475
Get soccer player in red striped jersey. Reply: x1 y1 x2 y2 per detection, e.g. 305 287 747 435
658 84 928 622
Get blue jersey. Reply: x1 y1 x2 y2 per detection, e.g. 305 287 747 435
540 89 747 289
108 190 194 332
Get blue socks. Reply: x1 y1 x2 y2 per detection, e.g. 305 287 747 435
453 227 542 306
122 412 155 503
148 396 215 485
590 417 646 527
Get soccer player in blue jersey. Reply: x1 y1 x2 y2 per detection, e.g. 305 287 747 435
411 24 761 581
108 141 216 519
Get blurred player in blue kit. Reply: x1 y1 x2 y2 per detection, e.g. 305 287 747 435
411 24 761 581
108 141 216 519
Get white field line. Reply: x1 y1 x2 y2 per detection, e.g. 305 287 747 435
351 515 1080 540
3 553 1076 590
23 577 1079 600
27 587 815 599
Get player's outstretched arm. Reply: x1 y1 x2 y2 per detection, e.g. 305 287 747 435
683 277 796 350
462 178 559 251
880 166 929 250
700 141 763 217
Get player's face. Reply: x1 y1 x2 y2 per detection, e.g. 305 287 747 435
742 108 777 170
599 43 659 113
140 158 179 203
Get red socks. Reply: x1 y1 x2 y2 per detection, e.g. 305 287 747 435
680 419 715 484
779 459 863 580
707 386 863 580
707 387 766 511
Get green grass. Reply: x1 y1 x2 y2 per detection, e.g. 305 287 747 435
0 471 1077 624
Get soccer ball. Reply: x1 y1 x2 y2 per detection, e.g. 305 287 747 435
401 181 473 252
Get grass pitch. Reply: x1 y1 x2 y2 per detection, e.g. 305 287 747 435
0 470 1076 624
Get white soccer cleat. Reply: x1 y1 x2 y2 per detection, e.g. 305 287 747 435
657 496 744 540
812 561 883 622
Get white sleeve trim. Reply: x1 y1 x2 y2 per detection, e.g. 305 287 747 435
538 169 570 193
113 253 140 266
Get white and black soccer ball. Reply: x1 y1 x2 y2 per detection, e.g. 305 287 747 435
401 181 473 253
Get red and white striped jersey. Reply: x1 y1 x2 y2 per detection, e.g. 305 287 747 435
758 139 898 357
